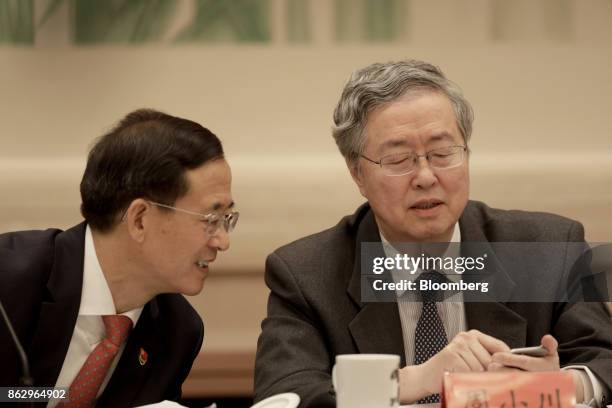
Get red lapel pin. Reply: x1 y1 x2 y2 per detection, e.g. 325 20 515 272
139 348 148 366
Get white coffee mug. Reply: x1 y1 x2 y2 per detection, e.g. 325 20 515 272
332 354 400 408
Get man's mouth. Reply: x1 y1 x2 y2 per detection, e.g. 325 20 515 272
196 260 209 269
410 199 443 210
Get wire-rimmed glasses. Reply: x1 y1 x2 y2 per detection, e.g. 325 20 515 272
360 145 468 176
148 201 239 235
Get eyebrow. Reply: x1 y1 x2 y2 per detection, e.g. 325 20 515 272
379 131 456 152
427 131 455 143
379 138 410 151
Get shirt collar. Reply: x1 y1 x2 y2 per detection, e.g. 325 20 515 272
380 223 462 295
80 225 142 325
380 223 462 253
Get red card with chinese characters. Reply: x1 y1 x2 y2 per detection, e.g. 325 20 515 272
441 371 575 408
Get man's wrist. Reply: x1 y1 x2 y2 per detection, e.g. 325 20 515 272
399 364 430 404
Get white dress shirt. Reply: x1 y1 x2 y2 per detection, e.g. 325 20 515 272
48 226 143 407
381 224 604 407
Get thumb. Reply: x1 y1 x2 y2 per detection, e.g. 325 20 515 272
541 334 558 355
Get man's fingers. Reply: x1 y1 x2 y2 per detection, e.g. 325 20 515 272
467 338 494 369
446 353 471 373
457 347 486 372
491 351 558 371
446 331 508 372
487 362 504 371
471 330 511 354
491 352 532 370
448 332 559 374
541 334 558 355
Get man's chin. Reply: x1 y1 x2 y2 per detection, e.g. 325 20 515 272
376 213 454 242
180 280 206 297
399 222 454 243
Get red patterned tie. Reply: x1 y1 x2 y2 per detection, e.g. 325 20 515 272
59 315 133 407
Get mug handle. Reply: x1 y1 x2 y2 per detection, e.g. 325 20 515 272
390 368 400 407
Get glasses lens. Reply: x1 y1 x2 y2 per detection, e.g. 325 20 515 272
203 214 221 234
225 212 239 233
429 146 464 169
204 212 239 234
381 153 415 176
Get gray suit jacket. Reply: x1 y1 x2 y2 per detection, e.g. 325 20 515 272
254 201 612 407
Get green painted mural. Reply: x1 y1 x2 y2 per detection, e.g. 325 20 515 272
174 0 270 43
336 0 405 42
73 0 176 43
0 0 581 46
0 0 34 44
3 0 273 44
287 0 309 43
0 0 406 45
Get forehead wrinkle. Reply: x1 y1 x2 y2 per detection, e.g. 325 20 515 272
426 131 456 144
376 129 456 155
380 138 410 150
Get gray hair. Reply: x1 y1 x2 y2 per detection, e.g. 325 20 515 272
332 60 474 167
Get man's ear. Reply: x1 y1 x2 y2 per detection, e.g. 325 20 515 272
124 199 150 243
348 160 368 198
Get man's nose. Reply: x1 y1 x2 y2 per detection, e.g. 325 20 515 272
411 156 437 189
209 227 230 252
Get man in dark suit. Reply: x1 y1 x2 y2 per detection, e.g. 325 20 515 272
254 60 612 407
0 109 239 406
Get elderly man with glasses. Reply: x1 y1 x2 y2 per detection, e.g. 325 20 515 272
254 60 612 407
0 109 238 407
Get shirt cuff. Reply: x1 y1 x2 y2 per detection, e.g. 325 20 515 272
562 365 604 407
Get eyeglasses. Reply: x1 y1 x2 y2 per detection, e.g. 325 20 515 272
360 145 468 176
148 201 239 235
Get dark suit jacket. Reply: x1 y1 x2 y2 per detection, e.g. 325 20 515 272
254 201 612 407
0 223 204 407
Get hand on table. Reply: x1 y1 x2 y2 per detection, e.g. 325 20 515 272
487 335 585 402
488 334 560 372
399 330 510 403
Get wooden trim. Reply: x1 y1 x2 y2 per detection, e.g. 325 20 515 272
182 351 256 398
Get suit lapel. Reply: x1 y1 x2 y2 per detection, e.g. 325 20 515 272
464 302 527 348
97 298 163 407
460 202 526 347
347 208 406 366
28 223 86 387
